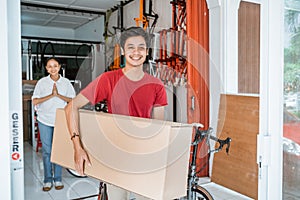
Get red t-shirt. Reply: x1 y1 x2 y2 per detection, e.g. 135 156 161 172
81 69 168 118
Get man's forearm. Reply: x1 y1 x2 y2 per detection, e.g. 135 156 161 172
64 93 89 149
65 101 82 150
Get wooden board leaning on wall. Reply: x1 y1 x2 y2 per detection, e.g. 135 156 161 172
211 94 259 199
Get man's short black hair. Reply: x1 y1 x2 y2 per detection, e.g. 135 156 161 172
120 27 150 49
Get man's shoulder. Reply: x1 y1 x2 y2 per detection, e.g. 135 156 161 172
99 69 122 80
104 69 122 76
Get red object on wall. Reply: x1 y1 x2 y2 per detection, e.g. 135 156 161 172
186 0 209 176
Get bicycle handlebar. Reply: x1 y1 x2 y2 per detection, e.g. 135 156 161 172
212 137 231 154
194 127 232 155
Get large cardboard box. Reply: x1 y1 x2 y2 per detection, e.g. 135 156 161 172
51 108 193 200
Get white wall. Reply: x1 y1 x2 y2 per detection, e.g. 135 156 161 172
91 43 106 80
0 0 12 199
75 16 105 42
75 17 106 80
207 0 223 136
21 17 105 42
21 24 75 39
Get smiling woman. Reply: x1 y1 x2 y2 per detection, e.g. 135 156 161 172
32 57 76 191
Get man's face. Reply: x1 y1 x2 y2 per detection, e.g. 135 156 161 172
123 36 147 68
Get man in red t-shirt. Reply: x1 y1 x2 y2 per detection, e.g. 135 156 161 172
80 64 167 118
65 27 167 199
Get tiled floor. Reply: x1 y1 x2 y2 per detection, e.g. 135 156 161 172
24 142 100 200
24 142 253 200
199 180 253 200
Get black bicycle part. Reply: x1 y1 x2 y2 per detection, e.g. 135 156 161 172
95 100 108 113
98 182 108 200
195 128 231 154
193 185 214 200
35 40 43 70
41 41 56 76
75 44 92 71
41 41 55 66
175 185 214 200
66 168 87 178
69 182 107 200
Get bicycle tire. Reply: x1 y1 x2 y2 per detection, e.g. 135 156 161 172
194 185 214 200
98 183 108 200
176 185 214 200
66 168 87 178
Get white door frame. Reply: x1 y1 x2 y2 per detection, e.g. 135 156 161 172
207 0 284 199
258 0 284 199
0 0 24 199
0 0 285 199
0 0 12 197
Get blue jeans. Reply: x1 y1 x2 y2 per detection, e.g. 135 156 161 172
38 121 62 183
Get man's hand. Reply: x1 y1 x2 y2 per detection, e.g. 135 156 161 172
74 146 91 176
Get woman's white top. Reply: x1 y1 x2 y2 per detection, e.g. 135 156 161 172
32 75 76 126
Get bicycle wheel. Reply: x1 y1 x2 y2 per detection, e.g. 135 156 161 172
194 185 214 200
177 185 214 200
66 168 87 178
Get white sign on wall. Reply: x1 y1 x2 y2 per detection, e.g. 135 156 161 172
10 111 23 170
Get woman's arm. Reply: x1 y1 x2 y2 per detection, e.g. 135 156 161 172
33 83 68 105
32 94 53 106
53 83 73 103
56 94 73 103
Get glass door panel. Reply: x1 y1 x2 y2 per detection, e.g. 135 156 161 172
283 1 300 199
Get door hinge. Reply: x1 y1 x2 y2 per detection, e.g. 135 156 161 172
191 96 195 110
257 134 271 179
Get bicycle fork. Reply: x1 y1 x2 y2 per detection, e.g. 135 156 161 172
188 165 201 199
187 127 201 200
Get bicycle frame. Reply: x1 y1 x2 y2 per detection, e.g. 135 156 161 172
186 126 231 200
187 131 200 200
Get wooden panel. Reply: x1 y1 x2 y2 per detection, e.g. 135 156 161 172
211 94 258 199
238 2 260 94
22 80 37 142
23 100 30 141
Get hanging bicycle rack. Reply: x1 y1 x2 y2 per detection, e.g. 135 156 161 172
153 0 187 88
21 36 103 89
